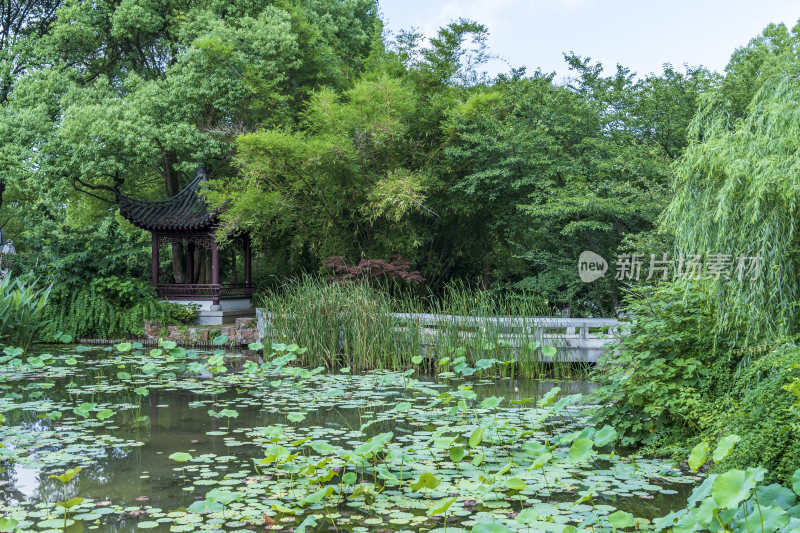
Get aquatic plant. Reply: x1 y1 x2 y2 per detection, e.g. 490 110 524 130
0 275 50 351
49 466 82 531
0 516 18 532
169 452 193 480
0 342 726 531
656 435 800 532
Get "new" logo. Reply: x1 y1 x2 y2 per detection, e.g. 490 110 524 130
578 251 607 282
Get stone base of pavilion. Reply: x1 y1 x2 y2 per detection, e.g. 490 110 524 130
169 298 256 326
196 308 255 326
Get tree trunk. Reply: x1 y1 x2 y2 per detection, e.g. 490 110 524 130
193 246 203 284
161 146 187 283
481 255 491 289
231 247 238 284
171 244 186 283
200 250 211 284
197 248 207 284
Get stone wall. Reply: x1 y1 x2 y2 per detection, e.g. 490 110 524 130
144 318 260 346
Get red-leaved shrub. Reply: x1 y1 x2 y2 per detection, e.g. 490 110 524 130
324 256 424 285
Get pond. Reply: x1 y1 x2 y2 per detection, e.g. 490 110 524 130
0 343 702 532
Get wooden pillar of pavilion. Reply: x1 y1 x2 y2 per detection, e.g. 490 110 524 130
187 241 195 284
211 240 220 306
244 235 251 286
151 233 160 286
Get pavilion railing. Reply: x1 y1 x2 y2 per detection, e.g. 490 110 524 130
156 283 254 301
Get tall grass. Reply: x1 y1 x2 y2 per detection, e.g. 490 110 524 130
258 279 420 371
256 277 588 378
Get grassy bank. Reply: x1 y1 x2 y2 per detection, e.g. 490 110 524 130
256 277 589 378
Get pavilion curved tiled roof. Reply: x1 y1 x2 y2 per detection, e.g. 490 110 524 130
118 169 216 232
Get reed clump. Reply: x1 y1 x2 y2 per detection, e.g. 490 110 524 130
257 277 588 378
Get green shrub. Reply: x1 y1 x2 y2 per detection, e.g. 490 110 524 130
0 275 51 350
590 280 739 447
168 302 201 324
41 278 190 340
715 345 800 484
591 279 800 483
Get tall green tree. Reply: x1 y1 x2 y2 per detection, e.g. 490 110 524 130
0 0 61 103
665 22 800 340
0 0 380 281
442 58 714 311
204 20 491 282
0 0 61 232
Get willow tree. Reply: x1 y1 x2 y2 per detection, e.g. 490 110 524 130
664 57 800 340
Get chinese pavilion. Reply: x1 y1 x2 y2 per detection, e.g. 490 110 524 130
117 167 254 324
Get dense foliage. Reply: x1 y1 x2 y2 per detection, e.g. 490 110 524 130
441 63 713 311
0 275 50 350
0 0 720 317
3 213 190 339
591 281 733 446
665 23 800 340
206 51 713 311
40 280 190 340
592 279 800 485
718 346 800 485
0 0 382 327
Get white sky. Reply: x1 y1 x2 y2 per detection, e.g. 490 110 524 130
379 0 800 79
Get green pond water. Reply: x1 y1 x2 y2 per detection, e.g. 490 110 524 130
0 344 702 532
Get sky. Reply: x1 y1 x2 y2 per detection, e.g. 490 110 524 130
379 0 800 80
